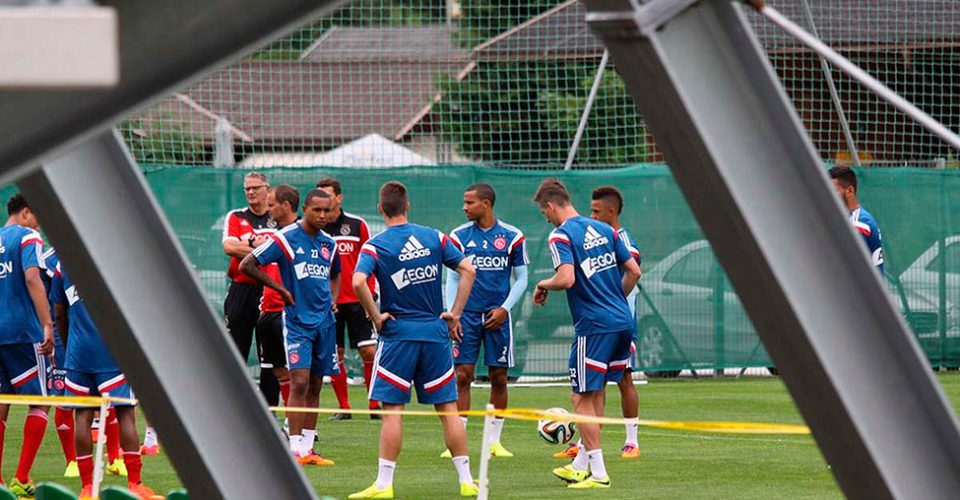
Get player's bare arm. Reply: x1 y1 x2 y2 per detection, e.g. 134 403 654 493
353 270 393 331
54 303 69 346
223 234 271 259
330 272 341 314
443 259 475 342
24 266 54 354
620 259 642 297
534 264 575 306
239 253 294 305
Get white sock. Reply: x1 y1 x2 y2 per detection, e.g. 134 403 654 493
624 417 639 447
490 418 504 443
143 427 158 448
587 449 607 480
301 429 317 455
460 416 468 429
289 435 302 456
375 458 396 489
571 447 589 470
452 455 474 484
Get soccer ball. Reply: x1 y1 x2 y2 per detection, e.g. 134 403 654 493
537 408 577 444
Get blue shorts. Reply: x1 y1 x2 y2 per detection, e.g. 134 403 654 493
65 369 134 406
569 331 632 393
453 311 514 368
283 315 338 376
0 342 47 396
370 340 456 405
47 344 67 396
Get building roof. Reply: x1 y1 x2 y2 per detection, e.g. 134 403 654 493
301 24 469 64
473 0 960 61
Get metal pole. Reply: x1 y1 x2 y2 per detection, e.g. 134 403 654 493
564 50 609 171
751 1 960 152
798 0 861 166
92 394 110 495
477 404 495 500
20 131 317 499
583 0 960 497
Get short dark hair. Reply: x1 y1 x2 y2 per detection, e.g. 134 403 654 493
533 178 571 208
7 193 28 217
316 178 342 195
829 166 857 193
591 186 623 215
379 181 408 217
466 183 496 207
273 184 300 210
303 188 330 207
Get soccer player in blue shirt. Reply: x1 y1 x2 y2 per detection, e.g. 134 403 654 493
41 247 81 477
50 262 162 500
829 166 883 274
350 181 479 499
589 186 643 460
532 179 641 489
443 183 528 458
0 194 55 497
241 188 341 466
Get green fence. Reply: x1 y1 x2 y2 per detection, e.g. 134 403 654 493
5 165 960 375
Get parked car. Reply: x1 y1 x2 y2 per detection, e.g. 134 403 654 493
637 240 948 377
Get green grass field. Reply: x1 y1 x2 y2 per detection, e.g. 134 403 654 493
10 374 960 499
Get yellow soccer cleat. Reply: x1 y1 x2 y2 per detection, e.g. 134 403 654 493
64 460 80 478
620 444 641 459
460 481 479 497
107 457 128 476
552 443 579 459
440 449 452 458
489 442 513 458
9 478 35 498
348 483 394 499
567 476 611 489
552 464 589 484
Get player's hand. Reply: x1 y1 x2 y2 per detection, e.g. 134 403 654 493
372 312 395 332
483 307 508 330
331 303 338 314
442 312 463 342
39 324 55 355
533 285 549 305
252 234 271 247
279 288 295 306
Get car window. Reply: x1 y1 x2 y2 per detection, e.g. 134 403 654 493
925 243 960 274
664 247 715 288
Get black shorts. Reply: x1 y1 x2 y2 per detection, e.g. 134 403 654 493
256 311 286 369
336 302 376 349
223 281 263 359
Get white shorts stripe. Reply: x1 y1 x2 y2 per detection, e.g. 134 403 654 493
424 366 454 390
368 342 383 400
97 373 126 392
377 365 412 389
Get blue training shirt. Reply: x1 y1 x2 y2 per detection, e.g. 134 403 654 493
616 227 642 319
449 220 528 313
850 206 883 274
252 222 341 328
355 223 465 343
0 224 45 345
49 264 118 373
548 216 634 336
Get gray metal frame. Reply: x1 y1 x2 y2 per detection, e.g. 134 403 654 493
582 0 960 497
0 1 346 498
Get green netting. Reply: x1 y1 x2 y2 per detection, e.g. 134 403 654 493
120 165 960 375
118 1 960 169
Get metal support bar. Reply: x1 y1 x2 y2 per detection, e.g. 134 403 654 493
19 131 316 499
564 50 609 170
583 0 960 497
0 0 345 182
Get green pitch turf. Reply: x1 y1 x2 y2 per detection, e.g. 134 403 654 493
10 374 960 499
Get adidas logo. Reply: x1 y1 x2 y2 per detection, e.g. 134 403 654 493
466 240 477 248
296 247 305 255
583 225 610 250
398 235 431 261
